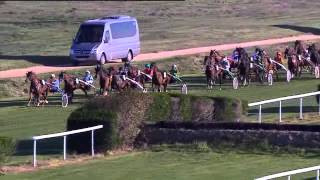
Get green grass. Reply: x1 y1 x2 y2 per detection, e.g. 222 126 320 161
2 1 320 70
2 151 320 180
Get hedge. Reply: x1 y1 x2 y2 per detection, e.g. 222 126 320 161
67 91 247 153
0 136 15 165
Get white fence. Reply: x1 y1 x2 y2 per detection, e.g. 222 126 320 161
255 165 320 180
32 125 103 167
248 91 320 123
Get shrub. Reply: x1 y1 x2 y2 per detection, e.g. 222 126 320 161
146 93 171 122
0 137 15 165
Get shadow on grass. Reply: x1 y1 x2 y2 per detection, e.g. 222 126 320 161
272 24 320 35
0 55 96 67
0 95 85 108
14 132 93 156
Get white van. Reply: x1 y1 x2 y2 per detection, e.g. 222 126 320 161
69 15 140 65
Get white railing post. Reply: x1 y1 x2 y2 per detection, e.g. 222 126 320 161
31 125 103 166
299 98 303 120
279 100 282 123
63 135 67 160
259 105 262 123
91 130 95 157
254 165 320 180
33 139 37 167
318 95 320 115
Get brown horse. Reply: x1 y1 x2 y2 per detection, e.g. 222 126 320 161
203 52 223 89
285 47 301 78
25 71 49 106
58 72 89 103
151 65 171 92
94 65 112 96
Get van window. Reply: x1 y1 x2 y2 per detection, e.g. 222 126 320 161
104 30 110 43
110 21 137 39
75 24 104 43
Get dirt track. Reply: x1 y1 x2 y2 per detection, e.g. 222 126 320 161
1 34 320 79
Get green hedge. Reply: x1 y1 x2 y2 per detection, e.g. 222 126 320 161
67 92 247 153
0 136 15 165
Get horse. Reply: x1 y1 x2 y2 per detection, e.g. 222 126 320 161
58 72 89 103
236 47 250 86
285 47 301 78
294 40 313 72
25 71 49 106
205 50 224 89
94 65 112 96
151 65 171 92
307 44 320 78
127 65 146 89
251 48 268 84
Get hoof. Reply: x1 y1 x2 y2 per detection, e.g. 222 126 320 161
45 100 48 104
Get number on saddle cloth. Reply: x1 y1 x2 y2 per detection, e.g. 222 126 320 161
41 80 45 85
163 72 167 78
75 78 79 84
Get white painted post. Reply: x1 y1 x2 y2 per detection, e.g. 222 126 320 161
287 175 291 180
259 105 262 123
279 101 282 123
299 98 303 120
317 169 319 180
91 130 95 157
63 136 67 160
318 96 320 115
33 139 37 167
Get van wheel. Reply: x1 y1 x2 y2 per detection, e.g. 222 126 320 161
100 54 106 65
122 51 133 62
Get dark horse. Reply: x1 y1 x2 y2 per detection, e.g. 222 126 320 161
307 44 320 78
25 71 49 106
236 48 250 86
295 40 313 72
94 64 112 96
58 72 89 103
285 47 300 78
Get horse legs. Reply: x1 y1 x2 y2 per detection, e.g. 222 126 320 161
219 75 222 90
27 92 32 107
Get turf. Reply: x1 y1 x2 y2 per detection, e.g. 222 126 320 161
1 1 320 70
2 151 320 180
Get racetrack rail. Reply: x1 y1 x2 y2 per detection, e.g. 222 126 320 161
1 34 320 79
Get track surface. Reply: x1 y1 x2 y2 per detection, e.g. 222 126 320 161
1 34 320 79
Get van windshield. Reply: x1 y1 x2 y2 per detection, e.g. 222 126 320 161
75 24 104 43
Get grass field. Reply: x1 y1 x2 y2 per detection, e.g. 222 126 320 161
1 0 320 70
3 150 320 180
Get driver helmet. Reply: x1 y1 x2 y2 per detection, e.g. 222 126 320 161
85 70 90 74
145 63 151 68
51 74 55 78
172 64 177 69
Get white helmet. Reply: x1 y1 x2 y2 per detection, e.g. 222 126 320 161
86 70 90 74
173 64 177 68
51 74 55 78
